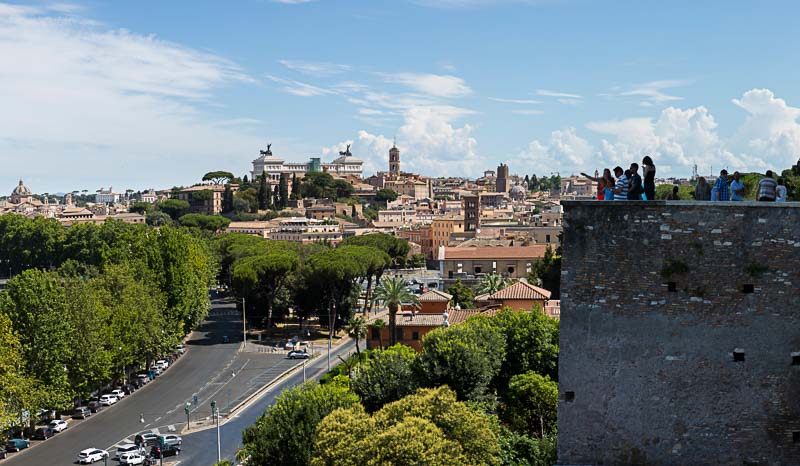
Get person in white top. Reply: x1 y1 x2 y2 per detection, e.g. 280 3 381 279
776 178 787 202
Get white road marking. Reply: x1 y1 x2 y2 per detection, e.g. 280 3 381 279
154 417 162 423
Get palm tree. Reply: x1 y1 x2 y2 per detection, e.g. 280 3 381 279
372 318 387 349
476 273 512 295
373 277 419 346
345 316 367 355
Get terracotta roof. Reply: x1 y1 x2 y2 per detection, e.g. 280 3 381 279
447 309 482 324
419 289 453 302
443 245 548 260
488 281 551 300
396 312 444 326
474 293 490 303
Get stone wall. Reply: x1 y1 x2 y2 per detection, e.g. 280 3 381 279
558 200 800 466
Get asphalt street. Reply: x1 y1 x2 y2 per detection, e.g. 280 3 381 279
177 338 356 466
5 297 247 466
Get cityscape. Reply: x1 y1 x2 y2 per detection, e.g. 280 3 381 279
2 1 800 466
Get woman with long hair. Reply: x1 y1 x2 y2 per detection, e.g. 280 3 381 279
642 156 656 200
581 168 615 201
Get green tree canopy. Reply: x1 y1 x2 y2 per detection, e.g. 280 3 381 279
232 249 300 334
414 314 505 402
503 371 558 437
312 386 500 466
375 188 399 204
178 213 231 232
350 344 418 412
477 273 513 295
447 279 476 309
157 199 191 220
202 171 235 184
129 201 152 215
242 378 360 466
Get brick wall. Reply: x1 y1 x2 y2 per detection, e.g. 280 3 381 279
558 200 800 465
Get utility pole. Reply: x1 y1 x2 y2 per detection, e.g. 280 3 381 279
303 359 307 382
327 308 332 372
242 297 247 347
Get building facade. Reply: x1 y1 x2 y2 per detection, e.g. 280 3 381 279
463 193 480 233
496 163 509 193
270 217 344 244
174 185 225 215
559 200 800 465
251 145 363 181
438 245 547 282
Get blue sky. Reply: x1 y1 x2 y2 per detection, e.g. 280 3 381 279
2 0 800 193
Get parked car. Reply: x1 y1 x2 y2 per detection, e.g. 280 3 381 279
32 427 54 440
136 373 150 384
110 388 125 399
122 384 135 395
115 443 144 459
48 419 68 433
99 394 118 406
87 401 103 413
134 432 159 447
149 444 180 458
77 448 108 464
159 434 182 447
0 447 6 459
176 344 185 354
72 407 91 419
5 439 29 452
287 350 310 359
154 359 169 370
119 451 147 465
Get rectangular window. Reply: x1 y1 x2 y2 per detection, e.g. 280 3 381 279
564 391 575 402
742 284 755 293
396 329 404 341
371 328 380 340
412 331 420 341
733 349 745 362
667 282 677 292
794 431 800 443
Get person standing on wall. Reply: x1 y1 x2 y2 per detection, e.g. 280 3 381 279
730 171 746 201
757 170 778 201
627 163 644 200
694 177 711 200
712 169 730 201
642 156 656 200
613 166 629 200
776 178 787 202
580 168 614 200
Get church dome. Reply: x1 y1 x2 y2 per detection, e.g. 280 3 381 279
12 180 31 196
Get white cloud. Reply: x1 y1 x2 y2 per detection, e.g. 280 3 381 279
265 74 335 97
730 88 800 169
278 59 351 77
380 72 472 98
618 79 689 106
489 97 542 104
0 2 267 192
512 109 544 115
535 89 582 99
516 128 592 174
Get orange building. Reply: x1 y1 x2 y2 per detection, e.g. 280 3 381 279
367 307 480 352
486 281 551 311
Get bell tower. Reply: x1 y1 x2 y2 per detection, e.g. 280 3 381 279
389 141 400 177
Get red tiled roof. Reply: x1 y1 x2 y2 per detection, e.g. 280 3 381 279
488 281 551 300
443 245 548 260
419 289 453 302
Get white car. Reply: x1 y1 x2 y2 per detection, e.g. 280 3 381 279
155 359 169 370
176 345 185 354
115 443 143 459
49 419 68 432
119 451 146 465
110 389 125 399
99 394 118 406
135 374 149 385
77 448 109 464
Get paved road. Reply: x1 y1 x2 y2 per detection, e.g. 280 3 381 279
178 339 356 466
5 297 248 466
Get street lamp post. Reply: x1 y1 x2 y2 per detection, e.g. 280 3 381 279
242 297 247 347
215 406 221 463
303 359 307 382
327 308 332 372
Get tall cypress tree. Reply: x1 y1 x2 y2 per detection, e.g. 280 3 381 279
279 174 289 209
273 185 280 209
258 174 270 210
291 173 300 199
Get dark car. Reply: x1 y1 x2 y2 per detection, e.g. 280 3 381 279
72 407 91 419
87 401 103 413
32 427 55 440
5 438 29 452
149 444 180 459
122 384 135 395
135 432 159 447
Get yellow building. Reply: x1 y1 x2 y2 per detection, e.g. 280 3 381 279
428 215 464 259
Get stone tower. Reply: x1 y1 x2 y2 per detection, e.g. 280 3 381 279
496 163 509 193
389 143 400 178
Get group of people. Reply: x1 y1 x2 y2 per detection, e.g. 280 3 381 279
581 156 657 201
582 158 788 202
694 169 787 202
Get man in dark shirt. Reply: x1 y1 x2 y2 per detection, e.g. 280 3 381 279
627 163 643 200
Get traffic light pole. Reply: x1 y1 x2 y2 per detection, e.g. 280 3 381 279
215 407 221 463
185 403 191 431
